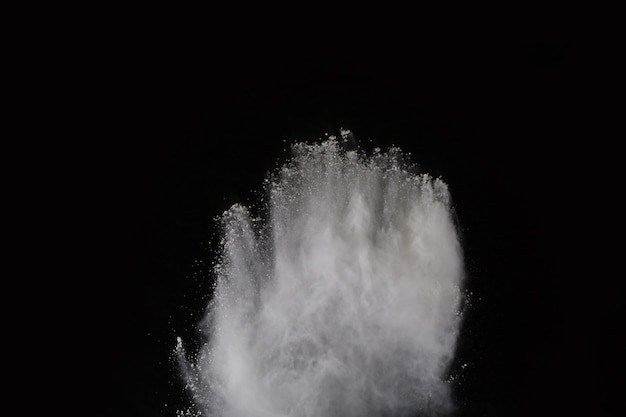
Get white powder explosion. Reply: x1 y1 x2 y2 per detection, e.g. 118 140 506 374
177 137 465 417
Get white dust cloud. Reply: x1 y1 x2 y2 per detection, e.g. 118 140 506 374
178 139 464 417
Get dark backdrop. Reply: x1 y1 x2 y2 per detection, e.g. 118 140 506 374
102 29 615 416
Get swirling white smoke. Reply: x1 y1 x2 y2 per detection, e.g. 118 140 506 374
177 137 465 417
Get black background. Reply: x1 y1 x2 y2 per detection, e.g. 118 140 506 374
102 26 616 416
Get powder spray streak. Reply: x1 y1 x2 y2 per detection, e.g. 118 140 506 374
177 138 465 417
